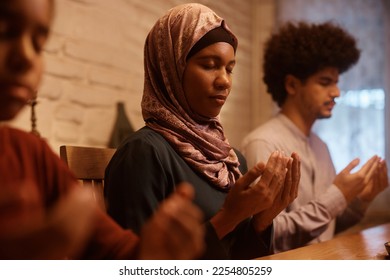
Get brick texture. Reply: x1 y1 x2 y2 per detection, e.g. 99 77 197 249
9 0 275 152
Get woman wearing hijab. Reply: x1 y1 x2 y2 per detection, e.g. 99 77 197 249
104 3 300 259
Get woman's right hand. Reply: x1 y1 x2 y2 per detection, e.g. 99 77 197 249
210 151 294 239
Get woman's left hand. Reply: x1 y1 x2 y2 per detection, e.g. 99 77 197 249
252 152 300 232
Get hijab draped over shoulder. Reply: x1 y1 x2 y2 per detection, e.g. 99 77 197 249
141 3 241 191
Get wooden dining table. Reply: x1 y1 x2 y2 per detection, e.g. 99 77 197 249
257 223 390 260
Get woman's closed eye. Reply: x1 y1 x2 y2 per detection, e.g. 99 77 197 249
201 62 216 70
200 63 234 74
226 65 234 74
32 30 49 54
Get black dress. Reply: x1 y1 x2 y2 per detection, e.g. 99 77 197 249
104 126 272 259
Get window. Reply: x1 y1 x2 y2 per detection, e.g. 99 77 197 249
313 89 385 172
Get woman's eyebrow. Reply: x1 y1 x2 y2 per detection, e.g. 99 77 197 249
195 55 236 64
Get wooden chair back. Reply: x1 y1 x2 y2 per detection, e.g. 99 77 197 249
59 145 116 210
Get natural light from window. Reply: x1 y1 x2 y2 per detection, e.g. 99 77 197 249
313 89 385 172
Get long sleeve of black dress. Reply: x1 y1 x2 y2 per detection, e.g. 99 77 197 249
104 127 272 259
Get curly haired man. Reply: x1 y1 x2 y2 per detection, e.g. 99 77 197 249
240 21 388 253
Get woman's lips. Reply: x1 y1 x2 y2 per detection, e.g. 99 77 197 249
210 94 227 105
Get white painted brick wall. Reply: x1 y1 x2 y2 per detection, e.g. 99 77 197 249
9 0 275 152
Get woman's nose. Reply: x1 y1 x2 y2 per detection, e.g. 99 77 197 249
8 36 35 73
214 69 231 90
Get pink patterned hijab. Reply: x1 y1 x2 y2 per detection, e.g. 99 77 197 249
141 3 241 191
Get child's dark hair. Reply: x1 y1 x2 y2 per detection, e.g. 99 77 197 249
263 21 360 107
